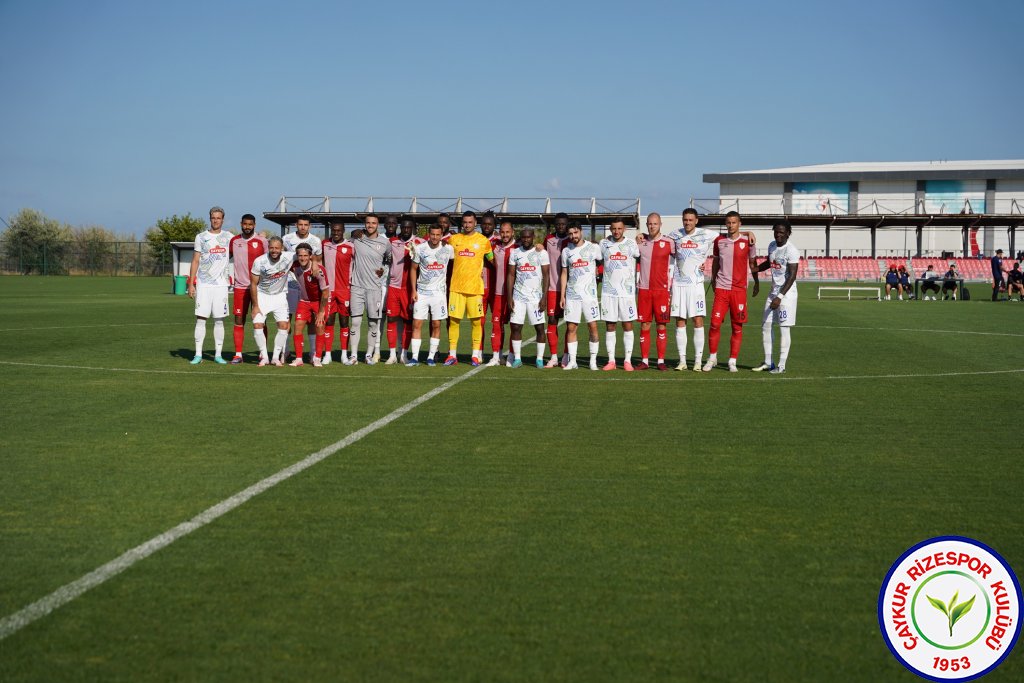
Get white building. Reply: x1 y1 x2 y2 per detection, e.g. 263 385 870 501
700 160 1024 257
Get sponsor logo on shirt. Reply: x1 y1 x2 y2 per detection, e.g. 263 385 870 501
459 249 476 257
609 253 628 261
518 264 537 272
211 246 227 254
570 259 590 268
426 262 445 270
680 240 699 249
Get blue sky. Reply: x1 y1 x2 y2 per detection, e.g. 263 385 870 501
2 0 1022 237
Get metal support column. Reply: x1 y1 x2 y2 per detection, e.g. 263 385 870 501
915 226 923 257
825 223 831 257
870 226 877 258
962 226 970 258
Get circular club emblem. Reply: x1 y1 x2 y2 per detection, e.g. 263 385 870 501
879 537 1021 681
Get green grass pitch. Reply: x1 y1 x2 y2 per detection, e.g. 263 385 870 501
0 276 1021 682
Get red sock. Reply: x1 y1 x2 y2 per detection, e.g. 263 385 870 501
233 324 245 354
341 327 349 350
640 331 650 359
708 322 721 354
656 329 666 360
386 322 397 349
293 334 304 358
491 317 503 353
729 322 743 358
403 319 413 349
324 329 334 352
547 323 559 354
315 333 325 357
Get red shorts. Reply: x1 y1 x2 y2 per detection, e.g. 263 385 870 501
386 286 410 319
295 300 321 322
232 287 253 318
490 294 510 325
546 289 563 319
637 288 671 324
710 287 748 325
329 289 351 317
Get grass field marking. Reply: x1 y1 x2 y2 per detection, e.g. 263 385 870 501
803 325 1024 339
0 363 489 643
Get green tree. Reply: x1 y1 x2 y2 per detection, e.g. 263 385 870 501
1 208 74 274
145 213 206 269
73 225 117 274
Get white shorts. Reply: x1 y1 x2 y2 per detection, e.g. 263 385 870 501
253 292 290 325
564 297 601 324
671 284 707 319
762 290 797 327
195 285 229 319
601 295 637 322
510 297 545 326
413 293 448 321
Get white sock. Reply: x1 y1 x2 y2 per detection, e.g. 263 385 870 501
692 327 705 363
367 319 380 358
410 338 422 360
273 329 288 361
535 342 545 360
675 326 687 363
428 336 439 359
728 357 737 365
605 331 617 362
779 327 792 368
623 330 634 363
762 318 774 365
349 317 362 357
194 319 206 356
512 339 522 360
567 341 578 363
213 320 224 356
589 341 599 362
254 327 269 358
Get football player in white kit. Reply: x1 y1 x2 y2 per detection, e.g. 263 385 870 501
506 228 550 368
250 236 296 366
187 206 233 364
598 218 640 371
559 224 603 370
753 221 799 374
668 208 715 372
406 224 454 366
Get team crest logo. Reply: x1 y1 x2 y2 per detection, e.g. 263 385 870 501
739 243 746 250
738 304 744 311
879 536 1020 681
251 240 259 247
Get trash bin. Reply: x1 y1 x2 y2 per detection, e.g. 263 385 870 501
173 275 187 295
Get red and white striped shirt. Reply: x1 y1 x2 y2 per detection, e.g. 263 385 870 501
637 235 675 291
712 234 753 290
230 234 269 288
321 239 354 293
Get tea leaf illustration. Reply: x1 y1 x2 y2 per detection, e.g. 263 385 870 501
927 595 949 616
950 594 976 629
949 590 959 611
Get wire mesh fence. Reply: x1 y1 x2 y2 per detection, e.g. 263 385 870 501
0 241 172 276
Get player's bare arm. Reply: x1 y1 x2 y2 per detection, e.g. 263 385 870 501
559 266 568 310
410 262 420 302
250 275 261 317
771 263 799 309
187 251 201 299
750 256 760 297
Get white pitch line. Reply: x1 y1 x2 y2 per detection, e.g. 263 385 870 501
468 367 1024 382
0 363 487 642
802 324 1024 338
